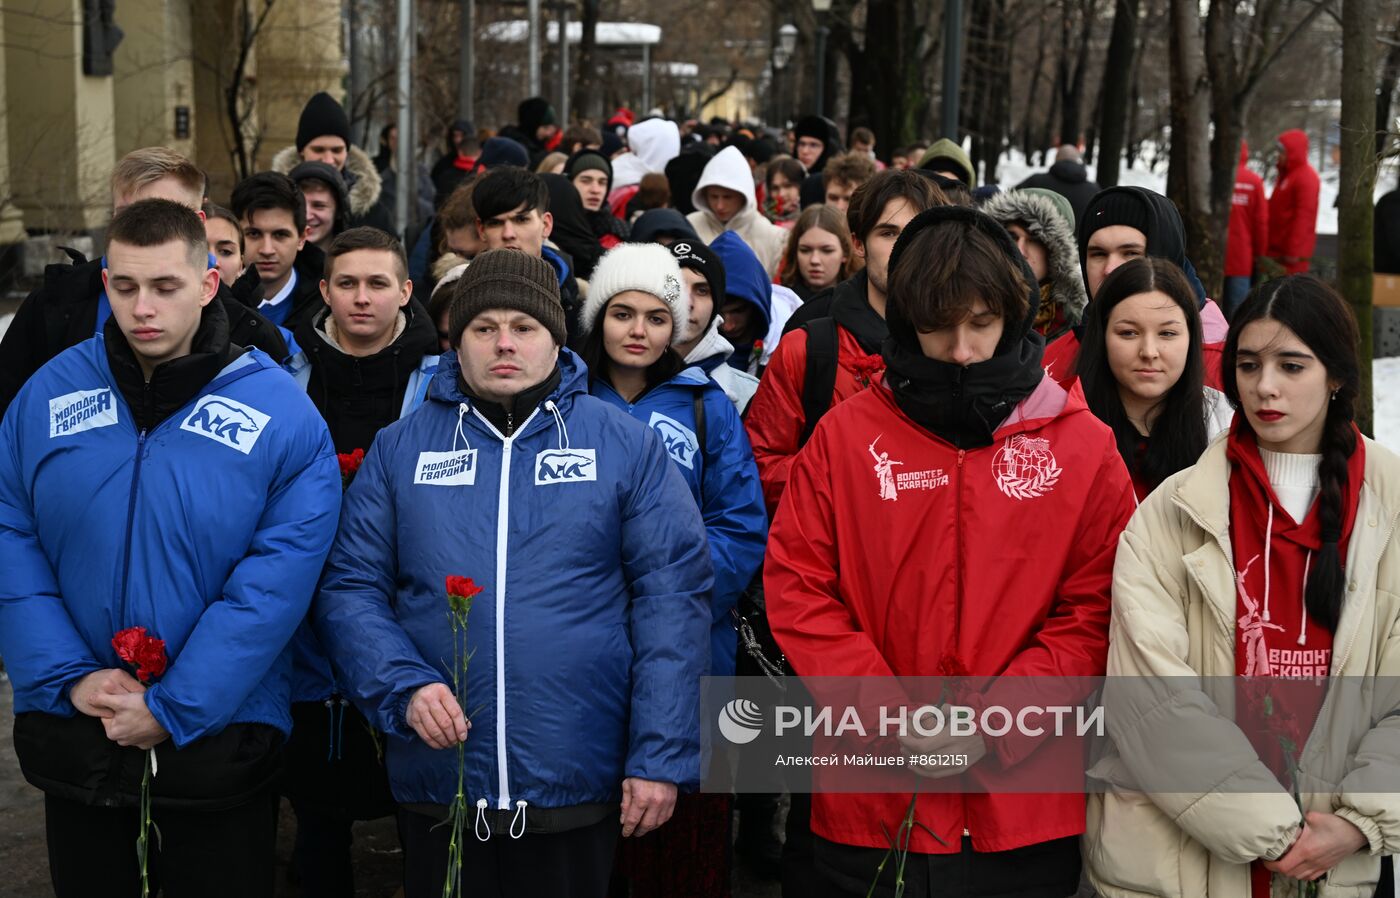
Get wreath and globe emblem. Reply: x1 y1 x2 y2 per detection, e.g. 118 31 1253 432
992 435 1061 500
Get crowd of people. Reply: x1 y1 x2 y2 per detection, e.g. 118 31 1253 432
0 89 1394 898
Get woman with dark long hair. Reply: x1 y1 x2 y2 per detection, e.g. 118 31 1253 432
580 243 766 897
1074 257 1232 501
1088 275 1400 898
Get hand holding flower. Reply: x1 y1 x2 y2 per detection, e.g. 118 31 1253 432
1264 812 1367 882
407 682 470 749
70 668 144 718
91 689 168 749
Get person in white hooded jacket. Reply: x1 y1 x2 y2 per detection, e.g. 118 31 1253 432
687 146 789 278
610 118 682 196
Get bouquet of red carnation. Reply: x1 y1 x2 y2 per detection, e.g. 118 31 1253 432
338 448 366 491
111 627 167 898
442 576 483 898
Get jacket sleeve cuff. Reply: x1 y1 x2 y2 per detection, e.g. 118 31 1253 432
1333 806 1385 856
142 686 193 748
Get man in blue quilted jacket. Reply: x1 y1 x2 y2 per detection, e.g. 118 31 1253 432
313 248 713 898
0 199 341 897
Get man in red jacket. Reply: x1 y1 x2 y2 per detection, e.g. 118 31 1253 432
765 206 1134 897
1266 129 1320 275
1225 139 1269 317
746 170 945 515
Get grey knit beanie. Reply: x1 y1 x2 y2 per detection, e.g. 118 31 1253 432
448 249 566 345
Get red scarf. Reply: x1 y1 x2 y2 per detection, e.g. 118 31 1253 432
1227 421 1364 898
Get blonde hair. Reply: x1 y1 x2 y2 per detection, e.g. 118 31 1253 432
535 152 568 175
110 147 206 206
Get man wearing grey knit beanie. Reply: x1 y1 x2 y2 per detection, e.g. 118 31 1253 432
314 246 713 897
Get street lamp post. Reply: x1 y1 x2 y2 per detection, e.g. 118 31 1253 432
772 24 797 126
811 0 832 118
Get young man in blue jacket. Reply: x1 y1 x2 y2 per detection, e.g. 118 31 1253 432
282 226 440 895
0 199 341 897
313 248 713 898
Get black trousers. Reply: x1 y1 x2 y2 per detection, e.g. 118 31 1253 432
398 807 619 898
44 790 278 898
814 833 1082 898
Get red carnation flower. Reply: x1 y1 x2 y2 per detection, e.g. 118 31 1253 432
338 448 366 491
446 576 484 618
850 353 885 389
111 626 167 683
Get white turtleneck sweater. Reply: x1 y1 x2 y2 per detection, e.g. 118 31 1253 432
1259 447 1322 524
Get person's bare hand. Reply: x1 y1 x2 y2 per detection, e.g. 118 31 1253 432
895 705 988 778
1264 812 1368 882
90 690 168 749
620 778 678 837
70 669 144 719
406 683 469 749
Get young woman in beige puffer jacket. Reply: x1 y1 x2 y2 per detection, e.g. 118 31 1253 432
1086 276 1400 898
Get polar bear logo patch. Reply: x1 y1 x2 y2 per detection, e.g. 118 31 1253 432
180 395 271 454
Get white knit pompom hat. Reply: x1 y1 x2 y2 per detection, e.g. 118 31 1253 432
579 243 691 343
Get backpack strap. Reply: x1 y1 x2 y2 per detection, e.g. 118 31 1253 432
798 317 839 448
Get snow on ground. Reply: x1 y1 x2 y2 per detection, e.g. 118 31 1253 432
0 312 11 343
1375 357 1400 453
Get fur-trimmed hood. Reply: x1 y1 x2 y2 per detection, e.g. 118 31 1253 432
272 144 383 218
982 189 1088 336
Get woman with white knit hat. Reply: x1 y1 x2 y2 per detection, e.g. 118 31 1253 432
581 242 767 896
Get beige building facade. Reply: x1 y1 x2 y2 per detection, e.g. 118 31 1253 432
1 0 345 241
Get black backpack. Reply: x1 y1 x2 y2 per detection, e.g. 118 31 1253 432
797 316 840 448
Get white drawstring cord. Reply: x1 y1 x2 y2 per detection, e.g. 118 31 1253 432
1262 504 1274 621
474 798 491 841
454 402 473 452
1298 551 1312 646
544 401 570 450
509 800 529 839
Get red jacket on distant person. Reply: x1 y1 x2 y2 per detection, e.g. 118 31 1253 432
1226 140 1269 278
765 374 1134 855
1266 130 1320 274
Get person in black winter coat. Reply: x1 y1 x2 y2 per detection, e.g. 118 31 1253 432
0 148 287 418
429 119 479 205
1014 145 1101 225
271 92 398 237
498 96 562 169
1376 186 1400 275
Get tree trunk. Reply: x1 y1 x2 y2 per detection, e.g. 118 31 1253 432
1059 0 1094 148
1341 0 1378 435
570 0 601 122
1041 56 1063 165
1021 9 1048 159
859 0 928 157
1084 88 1102 166
1097 0 1140 187
988 4 1012 183
1376 19 1400 161
1198 0 1243 301
1166 0 1213 299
